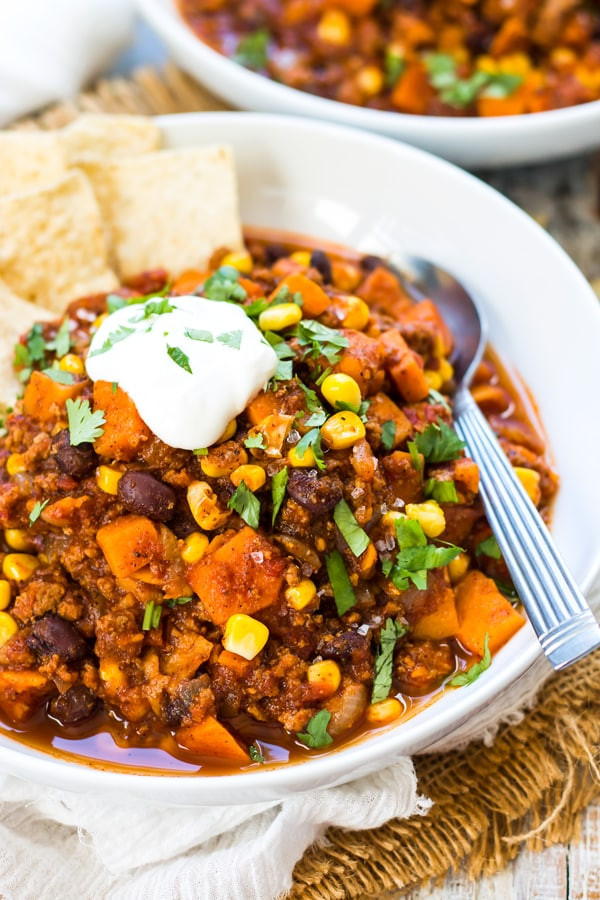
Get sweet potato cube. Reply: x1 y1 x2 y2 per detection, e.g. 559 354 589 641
186 526 287 626
272 272 329 316
367 393 413 447
399 299 454 356
177 716 250 763
23 370 85 423
402 570 459 641
97 515 162 579
379 329 429 403
93 381 151 461
455 571 525 657
358 265 412 317
0 669 52 723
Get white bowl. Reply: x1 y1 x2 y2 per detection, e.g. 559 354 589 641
138 0 600 169
1 113 599 804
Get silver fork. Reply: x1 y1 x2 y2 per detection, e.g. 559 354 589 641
389 253 600 671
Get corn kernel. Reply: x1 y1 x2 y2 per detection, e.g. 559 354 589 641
58 354 85 375
365 697 403 725
514 466 541 505
6 453 26 476
220 251 253 275
307 660 341 696
288 444 317 467
405 500 446 538
438 358 454 383
476 55 498 74
285 579 317 610
222 613 269 660
381 510 404 529
99 658 127 689
93 313 108 330
424 369 443 391
0 580 11 610
230 464 266 491
356 65 384 97
321 373 362 411
498 53 531 77
550 47 577 72
4 529 32 552
332 261 361 292
258 302 303 332
181 532 210 564
320 411 366 449
187 481 231 530
216 418 237 444
96 465 123 495
0 611 18 648
2 553 38 582
317 9 351 45
201 446 248 479
448 552 471 584
340 295 370 330
290 250 312 267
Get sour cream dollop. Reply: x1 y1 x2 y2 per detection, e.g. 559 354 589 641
85 295 278 450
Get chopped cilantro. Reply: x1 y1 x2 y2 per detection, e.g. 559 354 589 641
25 323 47 364
111 381 118 395
414 420 465 463
217 329 243 350
186 328 214 343
28 499 49 526
333 499 370 557
228 481 261 529
249 743 265 763
294 428 325 471
293 320 349 365
381 420 396 451
371 618 408 704
428 388 451 412
385 49 405 88
449 635 491 686
297 378 327 427
40 368 74 385
142 601 162 631
407 440 423 477
106 294 127 313
167 345 192 374
245 432 266 450
166 596 193 608
66 398 105 446
271 466 288 525
46 318 71 358
315 367 332 387
476 534 502 560
425 53 523 109
334 398 370 421
233 28 270 70
271 285 303 307
424 478 459 504
193 447 208 456
386 517 462 591
142 298 173 318
263 331 295 385
493 578 518 600
88 324 135 357
296 709 333 749
203 266 247 303
325 549 356 616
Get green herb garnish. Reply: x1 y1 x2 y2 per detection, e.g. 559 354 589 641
371 618 409 704
425 53 523 109
381 420 396 451
449 634 491 686
263 331 295 385
249 743 265 763
167 345 192 374
385 49 405 88
244 432 266 450
228 481 261 529
476 534 502 560
294 320 349 365
166 597 193 608
203 266 247 303
193 447 208 456
28 499 49 526
297 378 327 427
142 601 162 631
186 328 214 343
414 420 465 463
66 398 105 446
46 318 71 358
424 478 459 504
296 709 333 749
333 499 370 557
217 329 243 351
293 428 325 471
271 466 289 526
386 517 462 591
407 440 423 477
88 324 135 358
428 388 451 412
40 368 74 385
233 28 270 70
325 550 356 616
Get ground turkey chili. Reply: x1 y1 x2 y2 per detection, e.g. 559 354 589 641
0 235 558 770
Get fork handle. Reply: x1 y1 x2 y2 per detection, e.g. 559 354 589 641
453 389 600 671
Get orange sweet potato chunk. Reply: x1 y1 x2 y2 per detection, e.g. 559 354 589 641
0 669 52 723
455 571 525 657
23 370 85 423
97 515 162 579
399 299 454 356
271 272 330 316
177 716 250 763
93 381 151 461
379 329 429 403
186 526 287 626
367 393 413 447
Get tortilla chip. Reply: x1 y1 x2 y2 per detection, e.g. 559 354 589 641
0 281 53 404
0 170 118 313
81 145 245 279
0 132 66 196
60 114 161 166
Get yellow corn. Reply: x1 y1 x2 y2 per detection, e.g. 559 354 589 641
290 250 312 268
359 542 378 577
438 358 454 383
4 529 32 552
285 579 317 610
381 510 404 529
320 411 366 449
201 447 248 479
498 53 531 77
288 444 316 467
6 453 26 476
222 613 269 660
58 354 85 376
476 55 498 74
514 466 541 505
230 464 266 491
332 260 362 292
258 302 303 332
181 532 210 564
550 47 577 72
356 65 384 97
340 295 370 330
2 553 38 582
0 580 11 610
317 9 351 45
220 251 253 275
365 697 403 725
424 369 443 391
96 465 123 495
448 551 471 584
307 660 341 696
405 500 446 538
321 373 362 411
0 611 18 648
216 418 237 444
187 481 231 530
93 313 108 330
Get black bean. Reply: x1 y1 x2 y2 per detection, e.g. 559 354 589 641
117 470 176 522
310 249 333 283
361 254 385 272
51 430 97 478
317 631 371 664
27 615 89 663
264 243 286 265
48 683 100 726
287 470 343 515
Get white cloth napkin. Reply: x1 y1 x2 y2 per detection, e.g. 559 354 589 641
0 0 134 126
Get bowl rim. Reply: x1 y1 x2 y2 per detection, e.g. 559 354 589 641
138 0 600 137
1 109 599 803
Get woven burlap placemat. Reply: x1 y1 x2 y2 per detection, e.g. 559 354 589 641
16 64 600 899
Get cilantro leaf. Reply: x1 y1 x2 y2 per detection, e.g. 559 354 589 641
167 345 192 374
476 534 502 559
294 428 325 471
387 517 462 591
371 618 408 704
425 53 523 109
66 398 105 446
228 480 261 529
193 447 208 456
482 72 524 99
414 420 465 463
244 432 266 450
185 328 213 343
142 298 173 318
203 266 247 303
46 319 71 358
381 419 396 451
88 324 135 358
294 320 349 365
263 331 295 384
297 378 327 427
395 517 427 549
449 634 491 686
166 596 193 608
424 478 459 504
233 28 270 71
249 743 265 763
106 294 127 313
385 49 405 88
217 330 243 350
40 368 74 385
333 499 370 557
28 499 49 526
271 466 288 526
407 440 423 477
428 388 451 412
325 550 356 616
296 709 333 749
